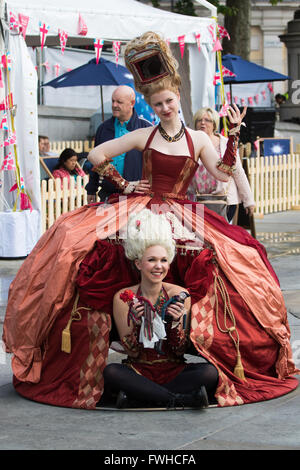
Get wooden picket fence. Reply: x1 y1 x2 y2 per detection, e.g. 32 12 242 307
50 140 94 154
41 175 91 233
248 153 300 215
40 148 300 233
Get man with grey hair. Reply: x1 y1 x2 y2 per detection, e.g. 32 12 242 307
86 85 152 202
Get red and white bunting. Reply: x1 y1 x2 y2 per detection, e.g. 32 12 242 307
54 63 60 77
78 13 88 36
39 22 50 50
0 113 8 130
248 96 254 105
94 38 104 64
113 40 121 66
219 103 230 117
194 32 201 53
222 65 236 78
254 94 259 104
213 66 236 85
261 90 266 100
178 35 185 59
42 60 50 71
212 38 222 52
2 53 12 71
9 11 20 33
0 69 3 88
58 29 68 54
207 24 222 52
267 82 274 93
217 25 230 40
0 152 15 171
18 13 29 40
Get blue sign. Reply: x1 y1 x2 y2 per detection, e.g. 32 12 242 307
263 139 291 156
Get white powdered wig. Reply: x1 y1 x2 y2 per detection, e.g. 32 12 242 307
124 209 176 263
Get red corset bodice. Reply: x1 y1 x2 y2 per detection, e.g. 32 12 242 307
142 127 198 198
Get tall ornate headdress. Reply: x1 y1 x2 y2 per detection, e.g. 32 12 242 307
124 32 180 94
125 44 173 87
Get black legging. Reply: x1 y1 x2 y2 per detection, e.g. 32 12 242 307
102 362 218 406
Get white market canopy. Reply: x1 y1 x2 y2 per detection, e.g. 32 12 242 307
6 0 216 44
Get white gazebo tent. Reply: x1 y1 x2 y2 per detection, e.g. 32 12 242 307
0 0 217 256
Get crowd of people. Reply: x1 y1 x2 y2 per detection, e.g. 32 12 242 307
3 31 298 411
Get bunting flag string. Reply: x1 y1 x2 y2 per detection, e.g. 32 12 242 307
54 63 60 77
9 11 21 32
113 40 121 66
39 22 50 50
58 29 68 54
217 25 230 40
2 53 12 70
18 13 29 40
194 32 201 53
1 131 17 147
0 113 8 130
178 35 185 59
94 38 104 64
0 152 15 171
213 65 236 85
0 69 4 88
78 13 88 36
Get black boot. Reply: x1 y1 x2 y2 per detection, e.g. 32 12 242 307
116 390 128 409
170 385 209 409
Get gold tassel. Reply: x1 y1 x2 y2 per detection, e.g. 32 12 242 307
61 318 73 353
214 271 247 381
61 293 91 354
234 352 246 380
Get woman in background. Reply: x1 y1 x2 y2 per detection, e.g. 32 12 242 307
52 148 85 187
188 107 255 222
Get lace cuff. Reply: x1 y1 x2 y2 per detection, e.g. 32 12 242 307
167 322 187 356
92 161 129 192
216 124 240 176
121 329 141 358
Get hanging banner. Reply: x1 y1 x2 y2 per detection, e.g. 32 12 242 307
178 35 185 59
94 38 104 64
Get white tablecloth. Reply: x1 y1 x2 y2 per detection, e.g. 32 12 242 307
0 210 41 257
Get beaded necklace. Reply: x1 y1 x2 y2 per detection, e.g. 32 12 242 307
158 121 185 143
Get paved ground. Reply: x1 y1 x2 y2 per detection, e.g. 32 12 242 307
0 210 300 452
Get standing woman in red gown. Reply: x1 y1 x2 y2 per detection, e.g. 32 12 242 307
3 31 298 410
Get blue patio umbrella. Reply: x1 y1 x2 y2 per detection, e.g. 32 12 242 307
42 57 134 121
221 54 289 84
220 54 289 105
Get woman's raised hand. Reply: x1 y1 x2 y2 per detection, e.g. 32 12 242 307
226 104 247 127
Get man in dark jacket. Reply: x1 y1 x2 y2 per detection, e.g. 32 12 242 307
86 85 152 202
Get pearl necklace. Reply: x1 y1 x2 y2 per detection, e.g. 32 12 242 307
158 121 185 143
